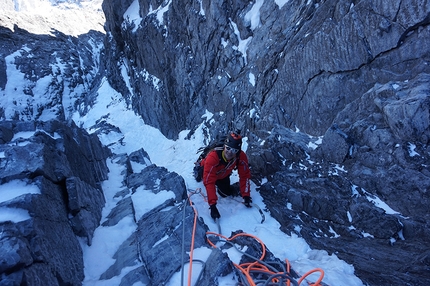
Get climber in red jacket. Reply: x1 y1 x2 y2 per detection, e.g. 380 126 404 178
202 133 252 220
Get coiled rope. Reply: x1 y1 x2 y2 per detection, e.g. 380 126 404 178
181 188 325 286
206 231 325 286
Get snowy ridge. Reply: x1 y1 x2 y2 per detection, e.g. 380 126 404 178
0 0 105 36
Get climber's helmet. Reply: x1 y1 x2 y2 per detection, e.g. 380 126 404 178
224 133 242 153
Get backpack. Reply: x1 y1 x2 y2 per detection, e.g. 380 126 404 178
193 135 226 182
193 135 240 182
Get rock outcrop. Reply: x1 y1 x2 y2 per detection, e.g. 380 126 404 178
0 120 110 284
246 74 430 285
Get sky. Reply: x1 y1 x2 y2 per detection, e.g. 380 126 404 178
0 0 408 285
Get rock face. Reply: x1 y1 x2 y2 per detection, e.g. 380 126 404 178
0 25 105 122
0 120 110 285
103 0 430 140
246 73 430 286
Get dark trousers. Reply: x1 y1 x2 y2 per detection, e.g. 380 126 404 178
216 177 239 197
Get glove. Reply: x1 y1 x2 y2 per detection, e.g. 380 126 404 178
210 204 221 219
243 196 252 208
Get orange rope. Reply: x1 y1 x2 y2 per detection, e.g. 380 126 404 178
194 187 208 202
285 259 291 286
207 231 326 286
297 268 325 286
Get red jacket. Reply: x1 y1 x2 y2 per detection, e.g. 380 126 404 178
202 149 251 205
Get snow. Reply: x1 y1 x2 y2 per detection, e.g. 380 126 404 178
275 0 290 9
408 142 420 157
351 185 400 215
148 0 172 26
132 188 176 220
198 0 205 16
0 180 40 204
249 72 256 86
308 136 322 150
123 0 142 32
0 208 32 223
230 20 252 64
0 180 40 223
68 78 365 286
2 49 29 119
363 190 400 215
244 0 264 30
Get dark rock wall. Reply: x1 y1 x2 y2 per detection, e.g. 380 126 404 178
246 81 430 285
0 120 111 285
103 0 430 139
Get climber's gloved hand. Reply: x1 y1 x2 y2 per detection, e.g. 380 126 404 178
243 196 252 208
210 204 221 220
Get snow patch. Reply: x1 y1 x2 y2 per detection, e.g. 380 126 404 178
0 207 32 223
244 0 264 30
249 72 256 86
230 20 252 64
123 0 142 32
0 180 41 204
408 142 420 157
274 0 290 9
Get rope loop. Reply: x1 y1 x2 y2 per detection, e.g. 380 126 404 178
206 231 326 286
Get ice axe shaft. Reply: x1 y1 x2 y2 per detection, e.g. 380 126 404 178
251 203 265 224
215 218 222 234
